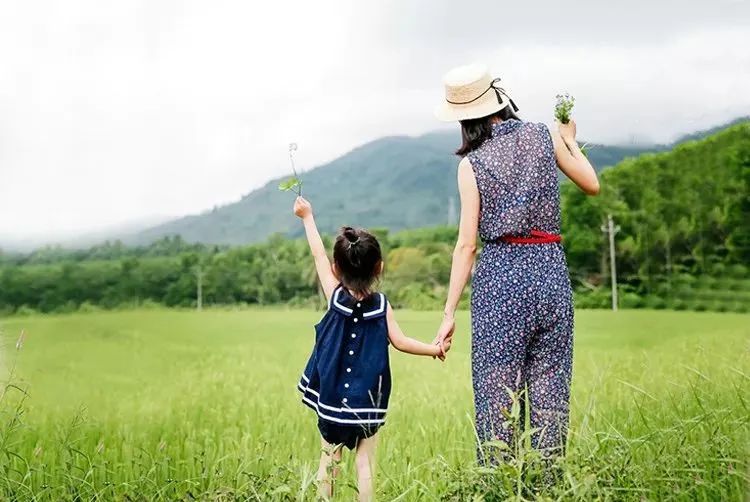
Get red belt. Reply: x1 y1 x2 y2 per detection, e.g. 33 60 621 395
499 230 561 245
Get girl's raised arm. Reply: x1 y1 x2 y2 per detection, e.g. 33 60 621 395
293 196 338 301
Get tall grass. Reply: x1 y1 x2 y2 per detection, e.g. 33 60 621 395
0 309 748 500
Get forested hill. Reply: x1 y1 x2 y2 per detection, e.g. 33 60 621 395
128 118 748 246
562 120 750 293
1 121 748 314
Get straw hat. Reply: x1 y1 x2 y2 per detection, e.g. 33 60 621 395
435 63 517 122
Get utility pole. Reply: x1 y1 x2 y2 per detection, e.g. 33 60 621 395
601 214 620 311
196 266 203 311
448 196 457 226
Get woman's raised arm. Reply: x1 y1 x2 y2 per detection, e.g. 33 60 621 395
552 120 600 195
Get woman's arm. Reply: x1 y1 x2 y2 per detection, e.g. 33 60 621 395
386 303 445 358
552 120 600 195
293 196 338 300
435 158 481 344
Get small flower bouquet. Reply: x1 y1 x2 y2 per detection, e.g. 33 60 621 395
554 93 575 124
554 93 590 157
278 143 303 196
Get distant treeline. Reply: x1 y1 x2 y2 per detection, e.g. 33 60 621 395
1 123 749 314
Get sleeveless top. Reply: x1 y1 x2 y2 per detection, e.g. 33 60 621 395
466 119 561 241
297 285 391 427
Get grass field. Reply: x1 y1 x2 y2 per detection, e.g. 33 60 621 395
0 308 748 501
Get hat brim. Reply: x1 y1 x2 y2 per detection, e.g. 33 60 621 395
434 93 510 122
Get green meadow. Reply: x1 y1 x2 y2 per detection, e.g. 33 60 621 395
0 309 748 500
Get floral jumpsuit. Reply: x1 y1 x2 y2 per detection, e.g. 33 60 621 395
467 119 574 462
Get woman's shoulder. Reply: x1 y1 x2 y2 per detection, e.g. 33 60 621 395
520 121 555 149
521 120 551 135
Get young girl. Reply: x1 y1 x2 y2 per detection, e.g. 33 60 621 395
293 196 448 501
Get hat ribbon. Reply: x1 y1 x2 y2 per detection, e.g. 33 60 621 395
446 78 520 112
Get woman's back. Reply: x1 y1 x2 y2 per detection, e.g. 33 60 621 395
466 119 561 241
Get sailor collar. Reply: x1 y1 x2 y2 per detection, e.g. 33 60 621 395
329 285 386 319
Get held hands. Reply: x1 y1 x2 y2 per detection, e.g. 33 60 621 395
557 119 577 143
293 196 313 219
432 314 455 362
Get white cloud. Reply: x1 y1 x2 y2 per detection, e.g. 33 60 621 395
0 1 748 242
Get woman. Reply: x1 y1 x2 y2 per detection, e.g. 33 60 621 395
433 64 599 462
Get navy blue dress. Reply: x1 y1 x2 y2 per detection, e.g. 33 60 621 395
297 285 391 448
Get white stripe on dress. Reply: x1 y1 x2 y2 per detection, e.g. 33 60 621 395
301 396 386 425
362 293 386 318
297 382 387 414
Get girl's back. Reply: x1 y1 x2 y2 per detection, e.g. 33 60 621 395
299 284 391 426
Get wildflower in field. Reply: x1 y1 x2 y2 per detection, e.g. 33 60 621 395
16 329 26 350
278 142 303 196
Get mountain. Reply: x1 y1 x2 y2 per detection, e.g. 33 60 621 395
131 132 460 246
0 215 173 253
128 118 748 246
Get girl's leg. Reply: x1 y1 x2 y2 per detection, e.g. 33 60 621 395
317 437 342 500
354 433 378 502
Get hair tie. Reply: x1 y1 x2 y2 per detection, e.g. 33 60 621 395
347 238 360 250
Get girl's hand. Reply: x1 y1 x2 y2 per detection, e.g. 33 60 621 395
431 315 455 360
438 338 451 361
557 119 577 143
433 341 446 361
293 196 313 219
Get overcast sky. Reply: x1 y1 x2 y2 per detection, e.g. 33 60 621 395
1 0 749 243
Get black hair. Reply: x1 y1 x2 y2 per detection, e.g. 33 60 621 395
455 106 520 156
332 226 383 297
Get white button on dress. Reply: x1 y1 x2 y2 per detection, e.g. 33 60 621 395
353 318 358 323
351 333 356 338
344 383 349 388
349 350 354 355
346 368 351 373
342 398 348 403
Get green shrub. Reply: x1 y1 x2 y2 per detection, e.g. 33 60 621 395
14 305 39 316
712 301 729 313
139 299 163 310
695 275 718 290
53 301 78 314
667 298 687 311
574 288 610 309
390 283 442 310
620 291 644 309
78 301 103 313
287 295 323 309
643 296 667 310
727 263 748 278
689 300 709 312
673 274 698 289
